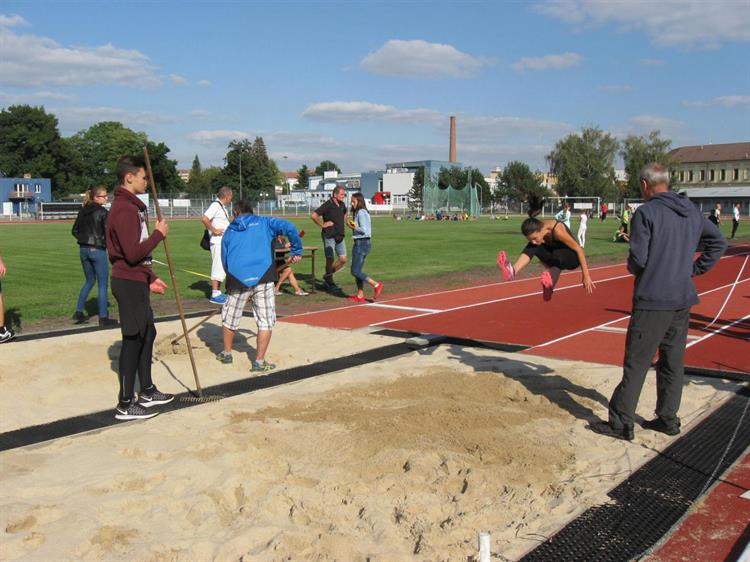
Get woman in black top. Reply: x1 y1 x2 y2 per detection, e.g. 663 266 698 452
497 194 595 300
72 186 115 325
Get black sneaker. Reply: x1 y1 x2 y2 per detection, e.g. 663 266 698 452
72 311 88 324
99 317 119 328
0 326 15 344
138 388 175 408
115 402 159 420
642 418 681 436
588 421 634 441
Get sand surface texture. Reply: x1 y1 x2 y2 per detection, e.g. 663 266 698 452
0 316 741 560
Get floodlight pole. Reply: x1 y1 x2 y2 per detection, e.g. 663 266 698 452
143 146 203 397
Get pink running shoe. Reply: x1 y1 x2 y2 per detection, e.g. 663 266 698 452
541 270 554 301
373 282 384 300
497 251 514 281
347 295 366 303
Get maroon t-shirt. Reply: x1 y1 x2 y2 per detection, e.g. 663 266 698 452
106 186 164 284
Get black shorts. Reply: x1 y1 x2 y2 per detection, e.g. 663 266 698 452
523 243 580 271
111 277 154 337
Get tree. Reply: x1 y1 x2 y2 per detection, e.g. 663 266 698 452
437 166 466 189
296 164 310 191
499 161 546 204
0 105 73 197
548 127 619 199
224 136 279 200
68 121 184 193
408 166 424 211
314 160 341 176
621 131 673 198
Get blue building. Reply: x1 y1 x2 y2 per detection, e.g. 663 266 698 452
0 177 52 216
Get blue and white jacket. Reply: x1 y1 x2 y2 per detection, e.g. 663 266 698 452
222 214 302 287
352 209 372 240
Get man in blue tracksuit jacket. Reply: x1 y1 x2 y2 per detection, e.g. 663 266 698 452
217 199 303 372
591 162 726 441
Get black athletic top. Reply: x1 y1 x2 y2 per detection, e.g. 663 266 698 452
522 221 580 270
314 198 346 242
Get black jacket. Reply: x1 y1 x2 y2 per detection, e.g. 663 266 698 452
627 192 726 310
72 203 108 249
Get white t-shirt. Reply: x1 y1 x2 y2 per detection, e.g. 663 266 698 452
203 201 229 239
734 206 741 221
579 213 588 230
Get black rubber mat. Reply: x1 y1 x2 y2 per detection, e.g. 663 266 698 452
521 385 750 562
0 342 413 452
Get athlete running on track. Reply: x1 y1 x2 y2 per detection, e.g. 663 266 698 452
497 194 595 300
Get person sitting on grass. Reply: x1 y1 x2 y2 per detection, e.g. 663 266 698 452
273 233 309 296
0 254 14 343
496 194 595 301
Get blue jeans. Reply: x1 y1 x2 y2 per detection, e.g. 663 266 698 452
76 247 110 317
350 239 371 290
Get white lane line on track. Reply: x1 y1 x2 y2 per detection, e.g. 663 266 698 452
686 313 750 348
368 272 634 327
365 303 442 313
704 255 748 330
593 326 702 340
527 277 750 351
283 250 749 321
283 261 631 320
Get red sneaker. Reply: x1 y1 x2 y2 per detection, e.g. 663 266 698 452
541 271 554 301
497 251 514 281
347 295 366 303
373 282 384 300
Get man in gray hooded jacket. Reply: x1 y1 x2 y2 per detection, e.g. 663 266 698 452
590 162 726 441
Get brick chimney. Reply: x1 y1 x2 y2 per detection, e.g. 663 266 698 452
449 116 457 162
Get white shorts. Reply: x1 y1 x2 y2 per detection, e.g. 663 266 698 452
222 282 276 331
210 238 226 282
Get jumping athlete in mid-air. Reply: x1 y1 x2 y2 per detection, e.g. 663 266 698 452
497 194 595 300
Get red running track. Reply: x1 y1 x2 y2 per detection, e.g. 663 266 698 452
282 247 750 374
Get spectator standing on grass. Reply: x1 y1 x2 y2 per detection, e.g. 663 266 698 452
274 234 308 296
731 202 741 239
708 202 721 227
590 163 726 441
201 186 233 305
555 202 571 229
346 193 384 303
106 155 174 421
71 186 117 327
216 200 302 371
0 254 14 343
600 202 608 221
577 209 588 248
311 186 348 292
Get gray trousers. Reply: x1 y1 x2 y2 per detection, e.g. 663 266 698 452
608 308 691 429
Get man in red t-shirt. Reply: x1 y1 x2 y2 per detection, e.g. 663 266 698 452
600 202 608 221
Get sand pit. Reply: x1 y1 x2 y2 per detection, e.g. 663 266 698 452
0 319 742 560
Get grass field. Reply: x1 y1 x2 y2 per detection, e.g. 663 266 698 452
0 215 745 329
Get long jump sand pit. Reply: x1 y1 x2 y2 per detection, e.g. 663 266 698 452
0 317 742 560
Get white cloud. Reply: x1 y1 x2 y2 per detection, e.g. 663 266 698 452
512 52 582 72
197 79 212 87
683 95 750 108
609 114 692 143
187 130 250 144
538 0 750 48
0 27 162 87
599 84 632 93
303 101 441 123
360 39 486 78
640 58 665 66
0 90 78 104
0 14 29 27
190 109 210 119
169 74 189 86
52 106 176 133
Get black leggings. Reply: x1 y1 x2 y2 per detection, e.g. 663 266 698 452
118 323 156 404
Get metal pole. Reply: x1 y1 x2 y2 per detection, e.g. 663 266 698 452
143 146 203 397
239 150 242 201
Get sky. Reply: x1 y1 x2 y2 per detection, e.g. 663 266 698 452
1 0 749 175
